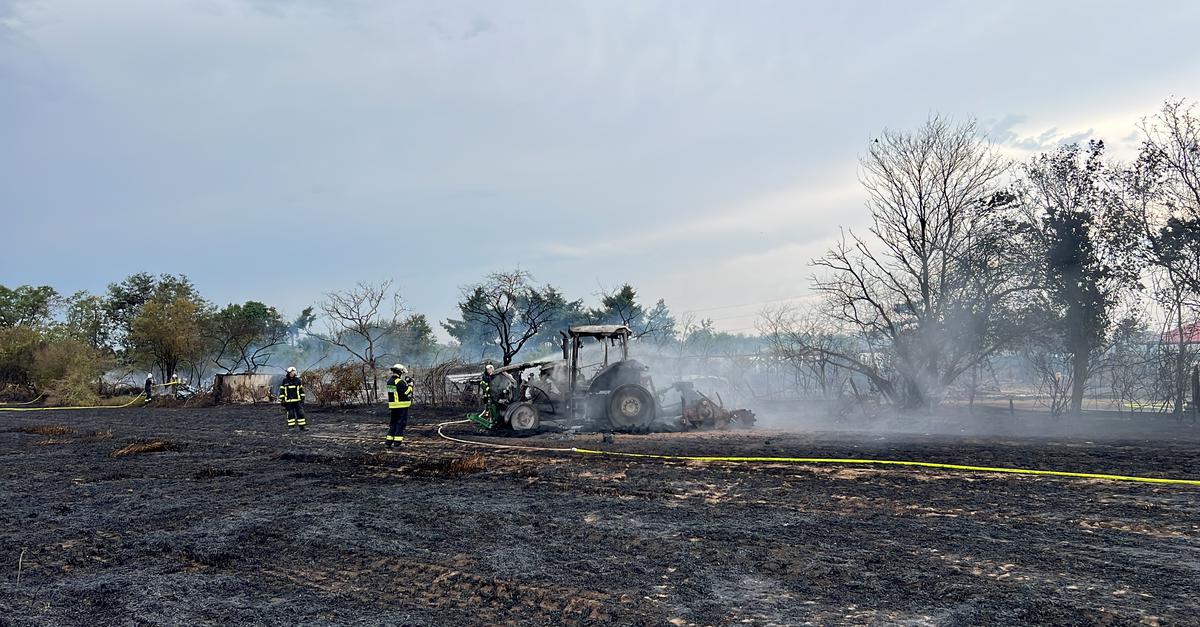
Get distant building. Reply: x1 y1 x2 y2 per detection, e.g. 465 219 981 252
1162 322 1200 345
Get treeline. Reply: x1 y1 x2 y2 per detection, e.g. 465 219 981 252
761 98 1200 417
0 274 325 403
12 98 1195 414
0 271 750 402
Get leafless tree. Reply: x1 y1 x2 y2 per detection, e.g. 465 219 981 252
1021 345 1074 416
317 281 406 402
1140 99 1200 219
758 304 854 400
811 116 1040 408
1124 99 1200 417
1100 314 1164 412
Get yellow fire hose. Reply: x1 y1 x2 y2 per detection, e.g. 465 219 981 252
0 381 182 411
0 396 43 405
435 420 1200 487
0 393 146 412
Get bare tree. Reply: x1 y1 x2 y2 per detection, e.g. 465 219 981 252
317 281 406 402
1126 99 1200 417
811 116 1039 408
758 304 854 400
1102 314 1164 412
1021 343 1074 416
456 270 562 366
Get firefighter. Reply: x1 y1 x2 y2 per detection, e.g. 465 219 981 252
477 364 496 419
480 363 495 402
144 373 154 402
278 366 307 430
385 364 413 447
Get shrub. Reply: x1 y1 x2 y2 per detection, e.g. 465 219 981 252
302 363 363 406
0 326 41 390
44 369 102 407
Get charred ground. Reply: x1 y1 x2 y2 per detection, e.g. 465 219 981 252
1 406 1198 626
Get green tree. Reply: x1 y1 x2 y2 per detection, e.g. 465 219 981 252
381 313 439 366
130 297 207 381
588 284 677 346
105 273 200 353
442 288 503 362
1018 141 1140 414
0 325 42 390
287 306 317 345
446 270 565 365
642 299 678 348
206 301 289 373
526 286 585 359
63 290 114 351
0 285 60 329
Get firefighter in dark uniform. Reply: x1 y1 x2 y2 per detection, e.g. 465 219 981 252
480 363 494 402
478 363 497 420
144 373 154 402
278 366 307 430
385 364 413 447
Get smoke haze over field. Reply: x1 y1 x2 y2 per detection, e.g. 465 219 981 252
2 0 1198 338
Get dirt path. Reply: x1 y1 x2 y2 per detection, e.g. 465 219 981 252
2 406 1198 625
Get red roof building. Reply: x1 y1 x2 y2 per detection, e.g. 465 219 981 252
1162 321 1200 344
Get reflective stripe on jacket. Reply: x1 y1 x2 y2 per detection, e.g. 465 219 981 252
279 376 305 403
480 373 492 399
387 374 413 409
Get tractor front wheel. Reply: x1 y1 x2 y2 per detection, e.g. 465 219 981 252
505 402 541 432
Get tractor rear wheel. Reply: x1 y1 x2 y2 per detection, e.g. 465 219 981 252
608 385 655 430
505 402 541 432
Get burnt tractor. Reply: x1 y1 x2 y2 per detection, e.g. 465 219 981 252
467 325 755 433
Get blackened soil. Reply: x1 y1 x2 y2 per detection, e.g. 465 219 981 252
1 406 1198 626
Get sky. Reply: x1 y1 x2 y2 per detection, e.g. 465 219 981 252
2 0 1198 339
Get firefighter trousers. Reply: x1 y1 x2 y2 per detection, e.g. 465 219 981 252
387 407 408 443
284 403 307 428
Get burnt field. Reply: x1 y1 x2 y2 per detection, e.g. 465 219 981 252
1 406 1199 626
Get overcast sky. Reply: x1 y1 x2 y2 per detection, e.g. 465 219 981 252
2 0 1198 337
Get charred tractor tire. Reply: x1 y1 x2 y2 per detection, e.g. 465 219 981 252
505 402 541 432
608 384 655 430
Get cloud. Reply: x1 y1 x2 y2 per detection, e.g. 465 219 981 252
1056 128 1095 146
644 238 843 333
428 16 494 41
0 0 31 39
981 113 1027 145
983 114 1095 151
1 0 1195 333
541 175 861 259
463 16 493 40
